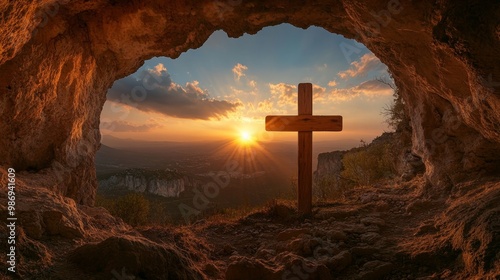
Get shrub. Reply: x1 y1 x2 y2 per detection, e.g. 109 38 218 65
341 142 395 186
377 76 410 132
112 193 150 226
315 175 350 201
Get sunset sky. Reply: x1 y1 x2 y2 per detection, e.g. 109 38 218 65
100 24 394 144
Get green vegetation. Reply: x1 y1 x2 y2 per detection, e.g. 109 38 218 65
338 77 410 187
96 192 172 226
379 77 410 132
340 140 395 186
315 174 350 201
115 193 150 225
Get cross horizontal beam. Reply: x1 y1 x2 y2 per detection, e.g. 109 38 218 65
265 115 343 132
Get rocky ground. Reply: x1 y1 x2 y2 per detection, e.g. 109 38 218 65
1 174 499 279
153 176 460 280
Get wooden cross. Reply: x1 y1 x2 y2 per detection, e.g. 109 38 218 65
265 83 343 214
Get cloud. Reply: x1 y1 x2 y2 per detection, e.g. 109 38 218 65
257 99 274 112
107 64 241 120
268 83 328 105
317 63 328 71
338 53 384 79
248 80 257 88
100 120 161 132
232 63 248 81
230 86 245 96
269 83 297 107
328 80 337 87
353 80 394 97
313 84 327 102
326 80 394 102
327 88 360 102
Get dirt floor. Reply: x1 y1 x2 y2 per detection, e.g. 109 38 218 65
137 175 499 280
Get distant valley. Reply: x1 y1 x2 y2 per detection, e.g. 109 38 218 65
95 135 359 222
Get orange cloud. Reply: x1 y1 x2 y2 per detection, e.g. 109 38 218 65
328 80 338 87
338 53 384 79
100 120 161 132
107 64 241 120
269 83 297 107
353 80 393 97
326 80 394 102
313 84 327 102
232 63 248 81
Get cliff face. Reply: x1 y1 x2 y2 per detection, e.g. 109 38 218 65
315 151 345 182
315 132 424 189
99 171 186 198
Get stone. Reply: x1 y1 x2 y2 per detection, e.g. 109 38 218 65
327 229 348 241
361 217 386 227
277 228 309 241
17 228 52 266
98 169 188 198
302 237 321 256
2 181 87 240
315 246 341 258
326 250 352 271
278 253 333 280
358 261 394 280
351 246 379 256
360 232 382 244
203 262 220 277
375 201 390 212
360 192 379 204
225 256 279 280
43 210 85 239
69 236 203 280
255 248 277 259
288 238 306 255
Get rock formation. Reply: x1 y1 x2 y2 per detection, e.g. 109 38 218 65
99 169 186 198
315 151 346 183
0 1 499 279
315 132 424 188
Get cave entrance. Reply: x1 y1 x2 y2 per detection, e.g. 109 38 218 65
95 24 398 224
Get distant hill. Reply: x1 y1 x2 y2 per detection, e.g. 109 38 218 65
95 144 165 176
99 134 360 170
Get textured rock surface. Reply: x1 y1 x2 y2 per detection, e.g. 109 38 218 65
315 132 424 188
1 1 499 205
69 236 204 280
0 171 499 278
99 169 186 198
315 151 345 182
0 3 499 278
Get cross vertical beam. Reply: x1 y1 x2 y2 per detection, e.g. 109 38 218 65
298 84 313 214
265 83 343 215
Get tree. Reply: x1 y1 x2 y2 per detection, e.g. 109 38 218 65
112 193 150 226
377 77 410 132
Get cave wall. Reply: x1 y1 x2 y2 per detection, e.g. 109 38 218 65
1 0 499 205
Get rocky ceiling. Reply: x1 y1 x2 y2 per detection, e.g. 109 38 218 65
0 0 499 205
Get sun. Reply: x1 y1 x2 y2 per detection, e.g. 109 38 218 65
238 131 255 145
